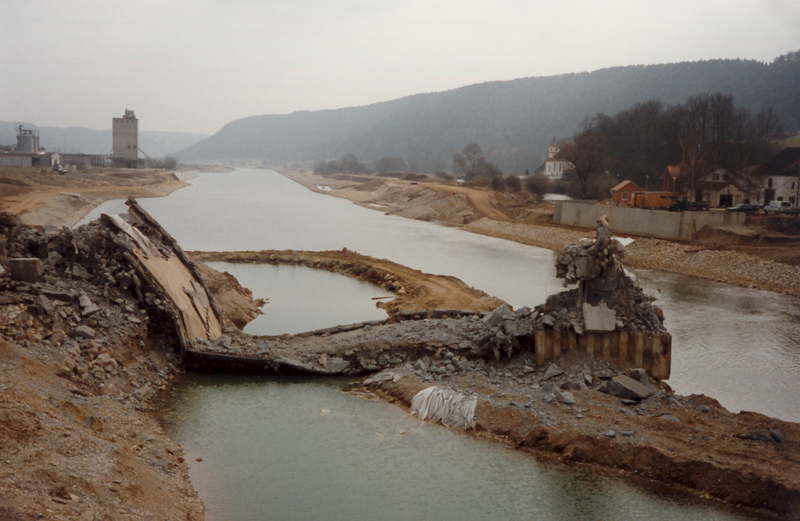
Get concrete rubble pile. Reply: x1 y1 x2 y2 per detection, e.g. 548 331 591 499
475 217 667 361
0 199 226 398
539 216 666 334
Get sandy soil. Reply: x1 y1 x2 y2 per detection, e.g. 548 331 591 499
190 249 507 314
0 168 190 228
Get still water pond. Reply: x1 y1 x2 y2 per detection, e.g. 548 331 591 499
205 262 388 335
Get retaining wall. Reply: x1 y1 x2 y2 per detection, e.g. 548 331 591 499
553 201 745 241
534 329 672 380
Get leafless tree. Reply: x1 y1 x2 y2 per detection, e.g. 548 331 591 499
558 117 609 199
453 143 486 180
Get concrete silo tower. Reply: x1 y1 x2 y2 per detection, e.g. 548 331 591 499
112 109 139 167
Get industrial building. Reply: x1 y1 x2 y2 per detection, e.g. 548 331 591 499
0 126 60 168
111 109 144 168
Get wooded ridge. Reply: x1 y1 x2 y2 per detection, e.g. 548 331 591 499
176 53 800 175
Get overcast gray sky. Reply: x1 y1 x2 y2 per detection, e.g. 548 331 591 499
2 0 798 135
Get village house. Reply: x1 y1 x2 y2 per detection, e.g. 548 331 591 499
692 167 746 208
752 147 800 208
660 157 799 209
610 180 643 205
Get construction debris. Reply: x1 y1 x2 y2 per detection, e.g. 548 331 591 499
536 217 666 333
0 197 225 352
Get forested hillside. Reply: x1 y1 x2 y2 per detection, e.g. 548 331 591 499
177 52 800 174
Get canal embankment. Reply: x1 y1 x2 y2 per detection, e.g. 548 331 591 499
277 168 800 299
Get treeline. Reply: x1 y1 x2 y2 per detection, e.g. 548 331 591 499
559 93 785 198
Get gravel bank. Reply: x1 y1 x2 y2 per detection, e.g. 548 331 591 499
465 218 800 298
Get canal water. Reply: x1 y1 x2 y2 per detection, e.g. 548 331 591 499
156 375 752 521
81 169 798 520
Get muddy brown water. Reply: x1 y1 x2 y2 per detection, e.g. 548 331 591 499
82 169 797 519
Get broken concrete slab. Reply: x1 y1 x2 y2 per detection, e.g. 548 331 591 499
8 258 44 283
582 302 616 332
71 264 92 280
544 363 564 380
482 304 515 327
326 357 350 374
102 203 222 345
74 325 96 339
605 374 654 400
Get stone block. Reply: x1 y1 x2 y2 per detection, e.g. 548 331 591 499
8 258 44 283
606 375 654 400
582 302 616 332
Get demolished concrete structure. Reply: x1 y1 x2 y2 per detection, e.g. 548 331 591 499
1 197 228 353
534 217 671 378
473 217 671 379
3 205 799 519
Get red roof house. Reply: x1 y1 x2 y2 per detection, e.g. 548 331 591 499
611 180 643 205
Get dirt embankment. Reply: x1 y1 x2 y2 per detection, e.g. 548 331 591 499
0 282 206 520
190 249 507 314
279 168 800 299
366 355 800 520
0 168 192 228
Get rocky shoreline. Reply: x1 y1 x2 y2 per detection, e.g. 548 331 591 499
465 218 800 299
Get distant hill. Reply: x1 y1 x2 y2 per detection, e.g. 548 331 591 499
176 52 800 174
0 122 207 158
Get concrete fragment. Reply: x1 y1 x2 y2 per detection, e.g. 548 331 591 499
482 304 515 327
82 306 100 317
72 264 92 280
734 430 785 444
544 363 564 380
36 295 55 317
582 302 616 332
326 357 349 374
8 258 44 283
606 375 654 400
557 390 576 405
79 295 94 308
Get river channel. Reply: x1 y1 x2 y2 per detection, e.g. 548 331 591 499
81 168 798 519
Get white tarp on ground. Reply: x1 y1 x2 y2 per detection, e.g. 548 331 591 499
410 386 477 429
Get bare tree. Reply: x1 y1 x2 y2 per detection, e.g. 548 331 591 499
453 143 485 180
558 118 609 199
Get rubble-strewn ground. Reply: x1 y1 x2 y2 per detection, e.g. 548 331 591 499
0 277 206 520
